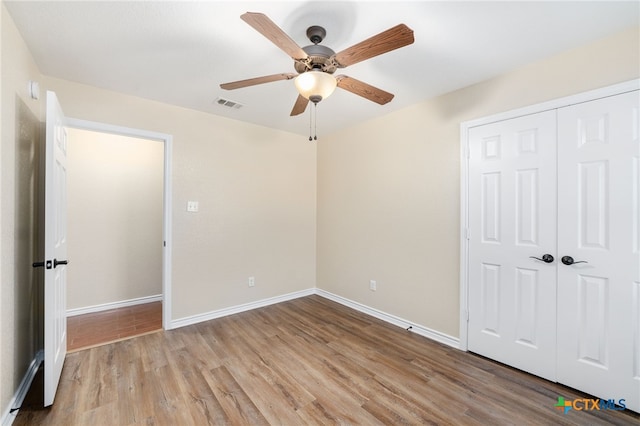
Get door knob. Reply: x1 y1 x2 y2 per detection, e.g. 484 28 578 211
561 256 587 265
53 258 68 268
529 254 554 263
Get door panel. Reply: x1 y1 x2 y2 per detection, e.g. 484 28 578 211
514 267 538 346
634 281 640 380
557 90 640 412
576 274 608 367
578 160 609 249
468 110 558 381
481 172 501 243
44 91 68 406
634 155 639 254
480 262 501 335
515 169 539 245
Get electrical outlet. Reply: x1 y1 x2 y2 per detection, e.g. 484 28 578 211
248 276 255 287
370 280 377 291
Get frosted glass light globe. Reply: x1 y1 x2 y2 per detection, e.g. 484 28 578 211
294 71 337 103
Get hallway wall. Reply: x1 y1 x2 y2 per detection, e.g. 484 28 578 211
67 129 164 310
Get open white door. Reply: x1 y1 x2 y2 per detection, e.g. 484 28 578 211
44 91 69 406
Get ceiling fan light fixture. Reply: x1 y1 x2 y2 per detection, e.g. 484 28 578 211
294 70 337 103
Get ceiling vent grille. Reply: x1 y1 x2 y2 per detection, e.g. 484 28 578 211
215 97 243 109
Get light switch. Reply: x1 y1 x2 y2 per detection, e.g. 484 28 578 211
187 201 199 212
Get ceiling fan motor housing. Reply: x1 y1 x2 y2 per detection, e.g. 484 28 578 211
295 44 337 74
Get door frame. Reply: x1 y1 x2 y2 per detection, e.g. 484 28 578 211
66 118 173 330
459 78 639 351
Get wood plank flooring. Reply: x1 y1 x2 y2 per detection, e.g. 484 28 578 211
67 301 162 352
15 295 639 425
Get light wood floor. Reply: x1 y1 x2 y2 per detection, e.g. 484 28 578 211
16 295 638 425
67 301 162 351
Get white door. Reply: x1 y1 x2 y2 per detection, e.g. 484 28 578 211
44 91 69 406
467 110 558 381
556 90 640 412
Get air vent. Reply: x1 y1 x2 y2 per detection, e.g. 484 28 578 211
215 97 243 109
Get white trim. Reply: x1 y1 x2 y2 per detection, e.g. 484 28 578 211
1 350 44 426
316 289 460 349
65 118 173 331
459 121 470 351
66 118 170 142
170 288 316 329
458 79 640 352
66 294 163 317
161 135 173 330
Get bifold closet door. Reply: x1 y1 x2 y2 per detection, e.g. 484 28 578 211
467 110 558 381
556 90 640 412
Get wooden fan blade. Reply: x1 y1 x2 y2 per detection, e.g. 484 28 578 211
333 24 414 68
241 12 308 60
220 73 297 90
290 94 309 116
336 75 394 105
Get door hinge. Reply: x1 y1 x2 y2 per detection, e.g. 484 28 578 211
465 228 470 240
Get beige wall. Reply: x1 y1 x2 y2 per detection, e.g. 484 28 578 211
316 26 640 338
42 77 318 320
1 2 44 417
67 129 164 310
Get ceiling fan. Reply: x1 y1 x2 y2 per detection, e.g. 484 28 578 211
220 12 415 116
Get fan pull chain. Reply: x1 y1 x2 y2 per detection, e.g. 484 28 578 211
314 102 318 141
308 102 319 141
307 102 320 141
308 103 313 141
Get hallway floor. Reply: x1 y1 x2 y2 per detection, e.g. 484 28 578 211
67 301 162 352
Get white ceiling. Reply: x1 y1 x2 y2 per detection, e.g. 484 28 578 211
5 1 638 137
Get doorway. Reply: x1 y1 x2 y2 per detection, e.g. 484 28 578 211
65 119 173 346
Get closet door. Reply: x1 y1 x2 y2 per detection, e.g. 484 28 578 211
467 110 558 381
557 90 640 412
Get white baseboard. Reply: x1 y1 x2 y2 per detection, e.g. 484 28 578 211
66 294 163 317
315 289 460 349
1 350 43 426
170 287 459 349
170 288 316 329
